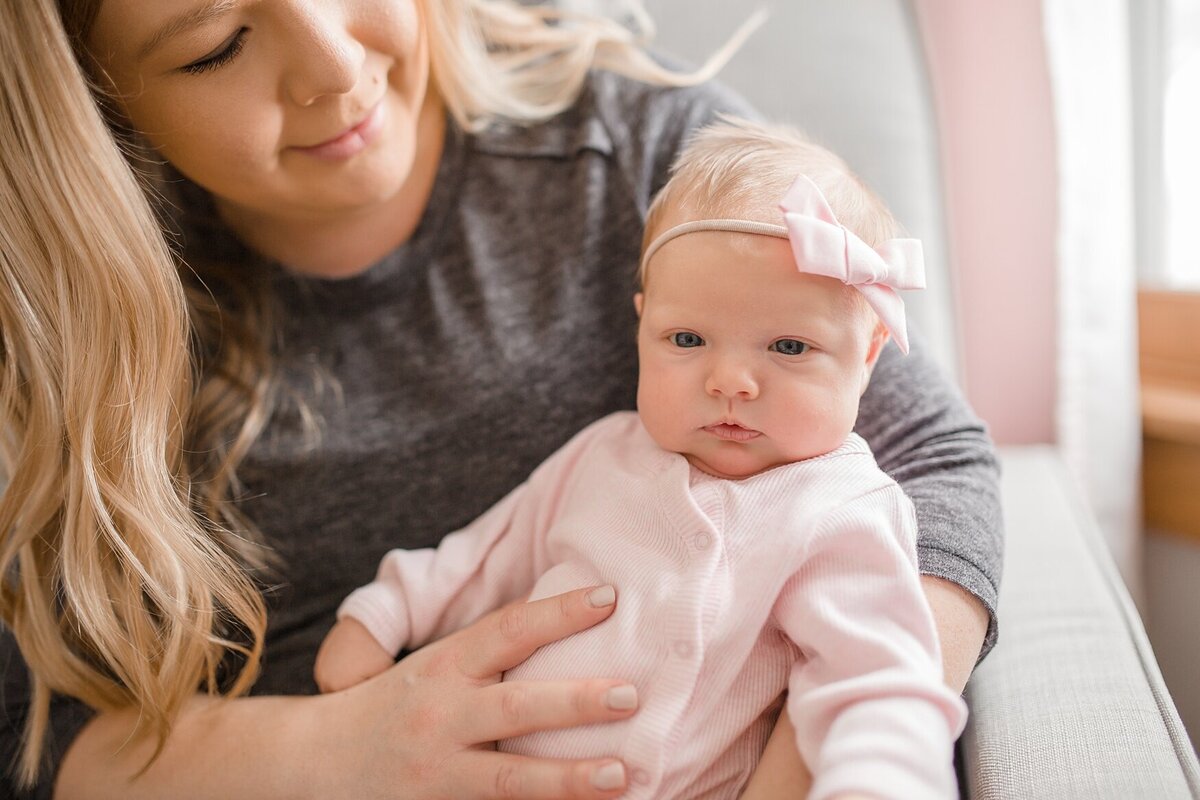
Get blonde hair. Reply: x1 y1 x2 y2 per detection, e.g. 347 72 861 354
0 0 755 788
642 116 903 286
427 1 763 131
0 0 268 786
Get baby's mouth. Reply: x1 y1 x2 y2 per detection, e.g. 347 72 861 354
702 423 762 442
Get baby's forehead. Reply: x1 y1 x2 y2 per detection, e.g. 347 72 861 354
641 225 876 332
654 193 781 236
641 198 782 280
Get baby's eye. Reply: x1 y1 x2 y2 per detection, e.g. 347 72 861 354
671 332 705 348
769 339 809 356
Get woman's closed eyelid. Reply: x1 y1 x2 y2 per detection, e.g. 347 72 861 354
180 27 249 74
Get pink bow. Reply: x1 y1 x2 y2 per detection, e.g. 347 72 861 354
779 175 926 354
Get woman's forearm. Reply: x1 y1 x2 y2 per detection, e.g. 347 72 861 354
54 586 638 800
55 693 320 800
921 574 989 694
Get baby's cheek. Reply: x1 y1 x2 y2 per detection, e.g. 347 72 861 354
638 375 688 444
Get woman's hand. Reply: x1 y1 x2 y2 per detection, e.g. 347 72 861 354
304 584 637 800
56 585 632 800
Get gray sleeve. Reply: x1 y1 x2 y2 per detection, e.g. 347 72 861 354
1 627 95 799
855 331 1004 661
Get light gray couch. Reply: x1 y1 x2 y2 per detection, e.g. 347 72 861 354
968 447 1199 797
639 0 1200 796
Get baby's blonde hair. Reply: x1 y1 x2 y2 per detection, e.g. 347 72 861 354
642 116 902 287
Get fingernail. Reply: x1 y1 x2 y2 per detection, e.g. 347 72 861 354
587 585 616 607
605 685 638 710
591 762 625 791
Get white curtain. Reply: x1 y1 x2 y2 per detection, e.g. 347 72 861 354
1161 1 1200 289
1042 0 1142 592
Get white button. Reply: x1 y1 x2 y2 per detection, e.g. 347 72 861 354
693 532 711 550
674 640 694 658
633 768 651 785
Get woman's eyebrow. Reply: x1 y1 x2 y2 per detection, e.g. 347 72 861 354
136 0 239 62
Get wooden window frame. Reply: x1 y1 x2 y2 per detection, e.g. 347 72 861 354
1140 289 1200 541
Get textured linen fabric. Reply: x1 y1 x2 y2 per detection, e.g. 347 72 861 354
964 448 1200 799
0 70 1001 796
341 412 968 800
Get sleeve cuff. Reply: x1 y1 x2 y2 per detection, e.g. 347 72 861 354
337 583 411 656
808 696 966 800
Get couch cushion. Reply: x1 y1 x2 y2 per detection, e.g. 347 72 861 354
965 446 1200 798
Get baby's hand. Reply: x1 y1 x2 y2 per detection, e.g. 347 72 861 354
314 617 396 693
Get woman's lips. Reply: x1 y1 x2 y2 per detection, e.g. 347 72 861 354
293 102 385 161
703 423 762 442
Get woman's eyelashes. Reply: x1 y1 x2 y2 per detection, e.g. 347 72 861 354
769 339 809 356
180 27 249 75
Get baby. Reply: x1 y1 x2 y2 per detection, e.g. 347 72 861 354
315 117 967 799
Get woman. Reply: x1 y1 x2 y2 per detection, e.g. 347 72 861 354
0 0 1001 797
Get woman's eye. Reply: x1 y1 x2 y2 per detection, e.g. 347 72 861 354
181 27 249 75
671 332 705 348
770 339 809 356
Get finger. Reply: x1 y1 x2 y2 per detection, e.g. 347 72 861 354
455 585 617 678
457 680 638 742
450 751 628 800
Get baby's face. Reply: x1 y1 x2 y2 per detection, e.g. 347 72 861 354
636 230 883 479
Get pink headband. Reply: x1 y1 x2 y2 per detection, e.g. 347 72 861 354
640 175 926 354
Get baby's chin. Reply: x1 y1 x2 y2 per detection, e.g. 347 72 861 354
683 439 844 479
683 452 781 481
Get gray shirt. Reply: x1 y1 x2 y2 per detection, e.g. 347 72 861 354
1 71 1002 797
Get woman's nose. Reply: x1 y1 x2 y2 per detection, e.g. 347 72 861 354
283 8 365 106
705 358 760 400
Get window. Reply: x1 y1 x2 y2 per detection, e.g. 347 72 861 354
1163 1 1200 288
1136 0 1200 289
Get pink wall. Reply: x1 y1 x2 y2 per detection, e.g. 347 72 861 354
914 1 1058 445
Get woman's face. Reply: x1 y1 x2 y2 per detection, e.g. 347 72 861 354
89 0 433 221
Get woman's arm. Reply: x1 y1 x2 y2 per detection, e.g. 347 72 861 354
55 586 636 800
922 574 989 694
737 708 812 800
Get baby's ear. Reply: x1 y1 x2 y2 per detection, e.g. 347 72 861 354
633 292 644 317
861 321 890 394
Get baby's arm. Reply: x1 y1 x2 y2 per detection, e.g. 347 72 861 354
314 616 397 693
315 418 613 691
314 482 542 692
773 485 967 800
314 474 561 694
